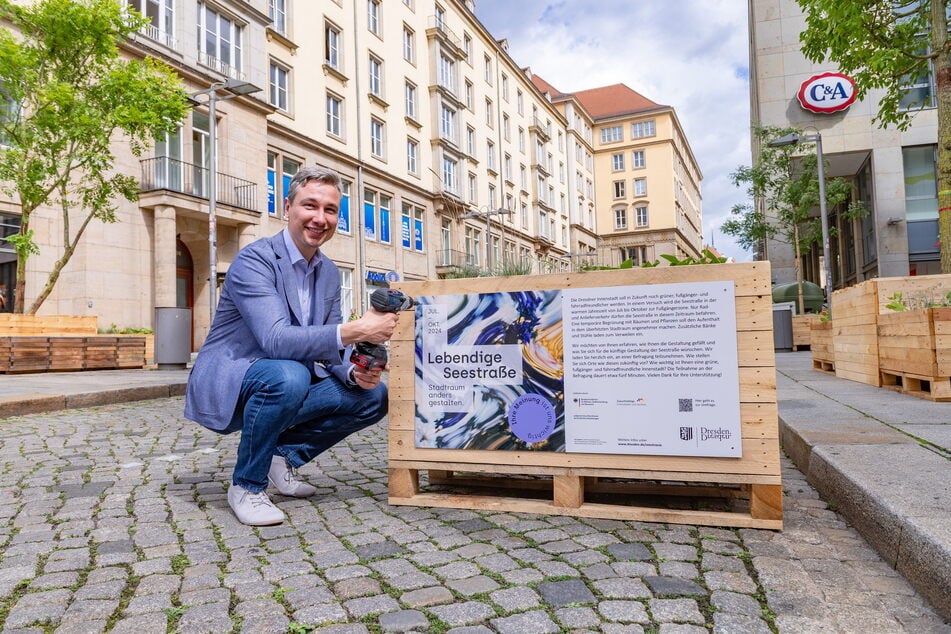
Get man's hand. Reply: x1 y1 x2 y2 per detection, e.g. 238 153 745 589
352 363 386 389
340 308 398 345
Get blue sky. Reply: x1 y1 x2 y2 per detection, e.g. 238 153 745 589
473 0 753 260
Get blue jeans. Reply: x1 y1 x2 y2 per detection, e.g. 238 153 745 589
223 359 387 492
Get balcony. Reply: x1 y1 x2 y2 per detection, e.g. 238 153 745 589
530 116 551 142
139 156 258 212
197 52 246 82
426 16 465 59
435 248 480 275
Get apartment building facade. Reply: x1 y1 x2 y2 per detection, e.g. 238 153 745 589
749 0 940 288
1 0 703 350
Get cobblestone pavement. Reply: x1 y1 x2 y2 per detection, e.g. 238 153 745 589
0 398 948 634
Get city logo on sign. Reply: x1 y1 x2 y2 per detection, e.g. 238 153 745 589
797 72 856 114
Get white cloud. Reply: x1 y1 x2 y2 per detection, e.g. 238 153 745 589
474 0 753 260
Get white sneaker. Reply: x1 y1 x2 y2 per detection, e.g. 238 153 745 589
227 485 285 526
268 455 318 498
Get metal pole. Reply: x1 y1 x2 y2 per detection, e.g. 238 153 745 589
208 89 218 325
814 133 832 311
485 212 492 271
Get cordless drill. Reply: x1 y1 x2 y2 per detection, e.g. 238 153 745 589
349 288 418 371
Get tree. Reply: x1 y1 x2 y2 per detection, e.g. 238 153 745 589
722 126 852 312
0 0 189 313
796 0 951 272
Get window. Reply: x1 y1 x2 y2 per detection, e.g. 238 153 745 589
438 53 456 93
402 202 425 251
370 118 385 157
339 180 352 233
441 219 451 263
635 205 649 227
466 125 475 156
484 55 493 84
504 153 512 181
402 25 415 63
367 0 381 35
440 104 456 142
468 172 477 202
900 56 936 110
465 225 482 266
434 4 445 29
518 127 525 152
379 194 391 244
903 145 938 220
614 207 627 230
326 93 343 136
502 114 510 141
485 98 493 127
632 149 646 168
442 156 458 193
340 267 353 316
405 81 417 120
520 165 527 190
631 120 656 138
516 89 523 115
325 22 341 70
463 34 472 64
502 74 509 100
269 62 289 111
486 141 496 171
363 188 377 240
268 0 286 35
464 80 473 109
129 0 174 47
407 138 418 174
197 3 243 77
368 55 383 97
633 177 647 196
611 152 624 171
613 180 625 199
600 125 622 143
267 152 300 215
403 0 414 8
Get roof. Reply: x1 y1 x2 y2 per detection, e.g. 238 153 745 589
570 83 666 119
530 74 567 100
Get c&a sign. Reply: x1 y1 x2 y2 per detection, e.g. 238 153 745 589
797 72 856 114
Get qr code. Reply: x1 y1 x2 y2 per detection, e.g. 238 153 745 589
678 398 693 412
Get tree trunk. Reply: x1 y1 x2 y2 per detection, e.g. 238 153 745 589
933 0 951 273
794 224 805 314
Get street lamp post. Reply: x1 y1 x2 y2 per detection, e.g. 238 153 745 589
768 130 833 310
464 207 511 271
188 78 261 324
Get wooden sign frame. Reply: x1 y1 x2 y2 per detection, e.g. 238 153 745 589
387 262 782 529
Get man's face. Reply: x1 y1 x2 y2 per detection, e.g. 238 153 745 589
284 180 341 260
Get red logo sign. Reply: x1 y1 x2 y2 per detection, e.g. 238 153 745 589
797 72 856 114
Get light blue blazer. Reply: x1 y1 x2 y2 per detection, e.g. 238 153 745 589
184 232 351 431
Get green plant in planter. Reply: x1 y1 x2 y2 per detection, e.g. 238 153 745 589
884 289 951 312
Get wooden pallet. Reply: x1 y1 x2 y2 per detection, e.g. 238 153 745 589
389 463 782 529
880 370 951 402
812 359 835 373
389 263 783 530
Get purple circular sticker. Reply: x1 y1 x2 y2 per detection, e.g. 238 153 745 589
508 394 556 444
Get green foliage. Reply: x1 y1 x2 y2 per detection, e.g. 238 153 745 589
658 249 728 266
493 258 534 277
884 289 951 311
722 126 853 256
796 0 940 132
0 0 190 313
443 264 489 279
98 323 153 334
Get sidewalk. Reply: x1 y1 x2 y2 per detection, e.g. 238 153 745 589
775 351 950 621
0 353 948 623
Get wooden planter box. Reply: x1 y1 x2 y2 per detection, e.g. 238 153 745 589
0 335 146 373
0 314 97 336
878 307 951 401
792 314 820 350
830 274 951 386
388 262 783 529
810 320 834 372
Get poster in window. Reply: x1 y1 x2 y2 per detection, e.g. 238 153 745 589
401 215 412 248
414 219 423 251
364 202 376 240
338 194 350 234
380 208 391 243
266 170 276 215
